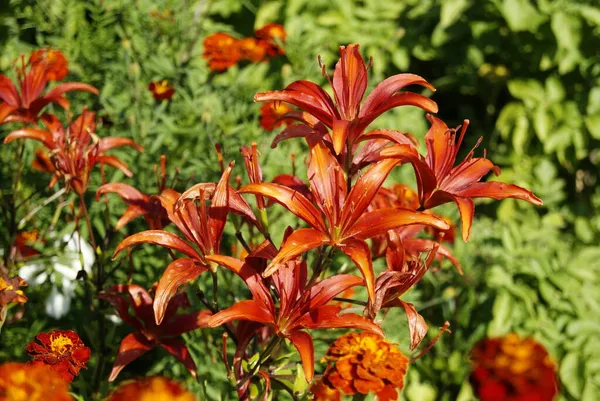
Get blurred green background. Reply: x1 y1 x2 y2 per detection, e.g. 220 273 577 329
1 0 599 400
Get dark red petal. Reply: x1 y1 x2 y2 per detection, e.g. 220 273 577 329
159 338 198 379
159 310 212 337
399 300 429 350
108 332 154 381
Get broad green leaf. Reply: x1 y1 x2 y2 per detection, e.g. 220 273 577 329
439 0 470 28
545 76 565 103
585 113 600 139
560 352 585 398
552 12 582 52
255 2 282 29
501 0 544 32
293 363 308 395
507 79 545 106
488 290 513 337
534 107 551 141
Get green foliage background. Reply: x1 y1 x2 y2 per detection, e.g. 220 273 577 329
1 0 599 400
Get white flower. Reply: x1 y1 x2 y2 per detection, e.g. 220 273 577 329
19 232 94 319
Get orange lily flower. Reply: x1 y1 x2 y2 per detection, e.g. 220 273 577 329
99 284 211 381
202 33 242 71
29 49 69 81
254 44 437 156
96 155 171 231
207 244 383 382
382 115 543 241
240 142 449 302
148 80 175 101
113 163 258 324
0 55 97 124
3 111 142 195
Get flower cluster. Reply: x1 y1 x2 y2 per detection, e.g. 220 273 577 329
2 43 544 400
313 332 409 401
148 80 175 101
107 376 196 401
202 23 286 71
0 271 27 330
470 334 559 401
26 329 91 382
0 362 72 401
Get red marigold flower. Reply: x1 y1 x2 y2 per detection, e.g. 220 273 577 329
322 332 409 401
107 376 196 401
202 33 242 71
237 38 269 62
470 334 559 401
148 80 175 101
259 101 294 131
0 362 72 401
29 49 69 81
254 23 286 56
26 329 91 382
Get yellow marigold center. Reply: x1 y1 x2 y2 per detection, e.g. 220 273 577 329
154 81 171 95
50 334 74 354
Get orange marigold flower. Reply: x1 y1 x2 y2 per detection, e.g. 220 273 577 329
202 33 241 71
311 380 341 401
107 376 196 401
254 23 286 56
323 332 408 401
259 101 293 131
148 80 175 101
237 38 269 62
29 49 68 81
0 362 72 401
470 334 559 401
26 329 91 382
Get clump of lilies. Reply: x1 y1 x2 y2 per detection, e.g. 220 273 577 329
0 43 543 401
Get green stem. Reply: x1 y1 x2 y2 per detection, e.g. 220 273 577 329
211 270 219 311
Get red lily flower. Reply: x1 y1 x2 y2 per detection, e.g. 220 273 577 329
0 55 97 124
96 155 172 231
207 245 383 381
29 49 69 81
4 111 142 195
113 163 258 324
381 115 542 241
239 142 449 301
26 329 91 382
98 284 211 381
254 44 437 156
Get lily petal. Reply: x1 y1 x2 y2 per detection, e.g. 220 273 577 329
332 44 368 121
265 228 330 277
159 338 198 379
308 273 364 309
337 238 375 301
154 258 208 325
160 310 212 337
239 183 326 233
113 230 202 260
208 300 273 327
298 305 384 337
345 208 450 240
98 137 144 153
455 181 543 206
109 332 154 381
3 128 55 149
399 300 429 350
96 155 133 177
288 330 315 382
